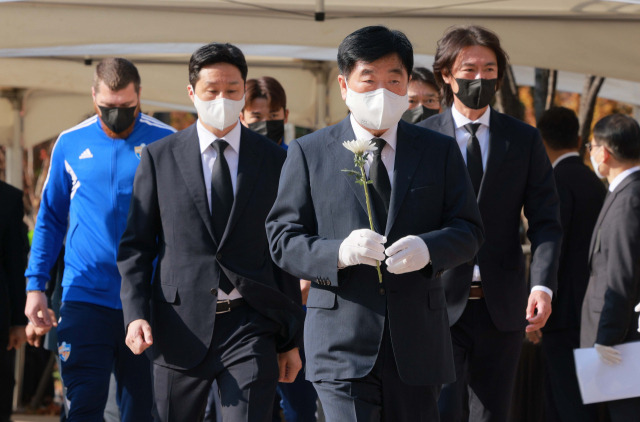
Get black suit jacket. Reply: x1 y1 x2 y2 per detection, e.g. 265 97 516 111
544 156 606 331
581 170 640 347
419 109 562 331
0 181 28 344
266 117 484 386
118 123 304 370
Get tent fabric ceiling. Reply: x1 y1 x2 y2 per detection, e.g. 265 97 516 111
1 0 640 81
0 0 639 148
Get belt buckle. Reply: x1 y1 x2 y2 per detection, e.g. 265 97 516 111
216 299 232 314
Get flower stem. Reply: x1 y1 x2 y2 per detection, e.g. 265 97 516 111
358 163 383 285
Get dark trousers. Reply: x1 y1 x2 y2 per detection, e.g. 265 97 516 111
606 396 640 422
0 346 15 422
439 299 522 422
541 329 598 422
57 301 153 422
313 319 440 422
153 304 280 422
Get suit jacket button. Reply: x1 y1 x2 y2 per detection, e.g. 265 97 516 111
216 253 222 260
210 288 218 296
379 288 386 295
326 281 331 286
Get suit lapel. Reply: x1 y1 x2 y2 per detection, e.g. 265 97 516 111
172 124 218 246
478 109 509 202
437 109 456 138
327 117 377 228
222 127 263 246
386 121 425 236
588 171 640 263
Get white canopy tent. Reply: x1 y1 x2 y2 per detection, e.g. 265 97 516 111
1 0 639 188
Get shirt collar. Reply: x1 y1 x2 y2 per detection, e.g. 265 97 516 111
552 151 580 168
451 105 491 129
609 165 640 192
349 113 398 151
197 119 242 155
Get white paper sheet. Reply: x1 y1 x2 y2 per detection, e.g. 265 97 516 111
574 341 640 404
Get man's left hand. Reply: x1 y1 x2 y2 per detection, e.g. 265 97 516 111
525 290 552 332
385 235 430 274
277 347 302 383
6 326 27 350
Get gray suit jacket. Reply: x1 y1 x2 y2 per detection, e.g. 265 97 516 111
419 109 562 331
266 116 483 386
580 170 640 347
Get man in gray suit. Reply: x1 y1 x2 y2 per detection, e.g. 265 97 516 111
266 26 484 421
581 113 640 421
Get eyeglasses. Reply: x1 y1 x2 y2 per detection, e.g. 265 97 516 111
585 142 603 152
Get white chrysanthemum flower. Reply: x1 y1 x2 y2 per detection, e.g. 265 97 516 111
342 139 377 154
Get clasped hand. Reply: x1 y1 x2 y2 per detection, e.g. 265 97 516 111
338 229 430 274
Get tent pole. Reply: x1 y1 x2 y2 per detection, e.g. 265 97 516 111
308 61 330 130
2 88 24 189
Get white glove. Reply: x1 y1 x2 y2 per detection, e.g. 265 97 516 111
338 229 386 268
635 302 640 333
594 343 622 365
384 235 430 275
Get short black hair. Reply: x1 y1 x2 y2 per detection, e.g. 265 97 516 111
337 26 413 79
411 67 437 90
433 25 508 107
537 107 580 150
593 114 640 162
188 42 248 87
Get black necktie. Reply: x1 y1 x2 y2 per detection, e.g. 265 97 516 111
464 123 483 197
210 140 234 294
369 137 391 230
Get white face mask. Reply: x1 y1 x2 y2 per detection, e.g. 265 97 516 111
345 81 409 130
590 154 605 179
192 91 245 131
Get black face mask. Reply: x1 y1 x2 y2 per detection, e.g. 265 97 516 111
248 120 285 144
401 105 439 124
453 78 497 110
98 105 137 135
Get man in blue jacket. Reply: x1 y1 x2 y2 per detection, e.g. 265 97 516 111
24 58 175 421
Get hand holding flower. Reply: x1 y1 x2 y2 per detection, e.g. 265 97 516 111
341 139 384 284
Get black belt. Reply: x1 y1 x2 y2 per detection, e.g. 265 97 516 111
216 298 245 314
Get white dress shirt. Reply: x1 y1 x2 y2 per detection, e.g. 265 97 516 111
552 151 579 168
451 105 491 171
450 106 553 298
197 119 242 300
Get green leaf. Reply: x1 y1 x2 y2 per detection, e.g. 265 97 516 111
341 169 359 177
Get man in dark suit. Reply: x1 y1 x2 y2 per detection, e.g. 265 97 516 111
266 26 484 421
0 180 28 422
418 25 562 422
581 113 640 421
117 43 304 422
531 107 606 422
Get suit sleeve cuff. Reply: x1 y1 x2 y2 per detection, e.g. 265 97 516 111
531 285 553 300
